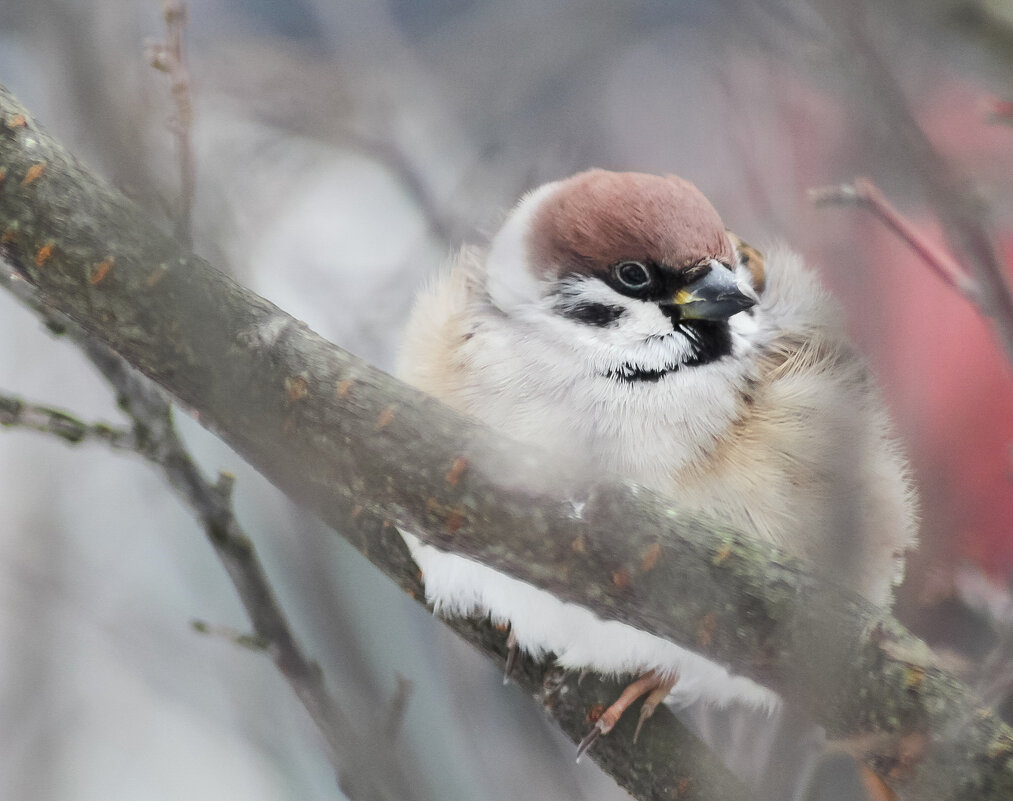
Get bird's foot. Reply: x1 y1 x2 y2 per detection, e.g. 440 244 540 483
576 669 677 761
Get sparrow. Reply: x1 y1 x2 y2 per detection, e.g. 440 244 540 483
397 169 917 755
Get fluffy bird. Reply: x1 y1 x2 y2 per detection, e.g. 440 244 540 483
397 169 916 753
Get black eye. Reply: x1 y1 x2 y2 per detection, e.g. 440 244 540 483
614 261 652 291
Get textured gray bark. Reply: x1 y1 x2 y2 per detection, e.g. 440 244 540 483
1 83 1011 800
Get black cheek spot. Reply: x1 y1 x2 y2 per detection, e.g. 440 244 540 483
557 302 626 327
606 365 675 383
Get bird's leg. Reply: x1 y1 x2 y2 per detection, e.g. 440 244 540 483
576 669 677 760
503 628 519 685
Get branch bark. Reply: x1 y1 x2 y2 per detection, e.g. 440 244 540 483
0 85 747 801
1 83 1011 800
0 263 421 801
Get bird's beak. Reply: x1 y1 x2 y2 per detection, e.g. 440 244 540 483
668 263 759 321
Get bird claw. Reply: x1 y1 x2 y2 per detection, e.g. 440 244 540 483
575 670 677 759
503 629 519 685
632 702 653 743
576 720 609 762
633 680 671 742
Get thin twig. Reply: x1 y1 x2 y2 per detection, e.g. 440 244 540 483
814 0 1013 365
201 37 468 246
809 177 982 303
0 392 136 449
146 0 195 248
145 9 415 793
81 334 416 801
0 261 416 801
191 619 270 651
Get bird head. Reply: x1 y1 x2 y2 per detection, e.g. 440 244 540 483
484 170 762 382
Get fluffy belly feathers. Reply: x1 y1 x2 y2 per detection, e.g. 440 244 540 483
401 531 778 710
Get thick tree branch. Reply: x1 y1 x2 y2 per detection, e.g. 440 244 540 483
0 86 746 801
1 83 1011 800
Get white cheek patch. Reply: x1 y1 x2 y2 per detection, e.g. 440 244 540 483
548 276 671 340
617 296 675 341
532 277 699 374
485 181 561 312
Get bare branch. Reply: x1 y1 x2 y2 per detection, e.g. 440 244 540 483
0 392 136 449
809 178 981 303
190 619 270 652
1 261 418 801
2 82 1011 800
199 38 468 246
0 82 755 801
813 0 1013 365
0 267 750 801
23 305 419 800
145 0 195 248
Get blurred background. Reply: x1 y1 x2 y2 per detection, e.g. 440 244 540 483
0 1 1011 799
